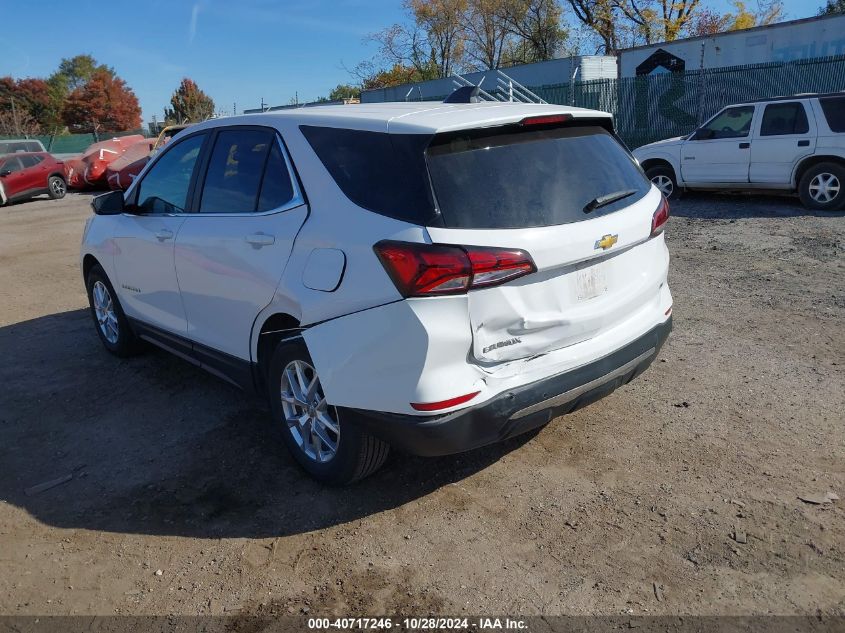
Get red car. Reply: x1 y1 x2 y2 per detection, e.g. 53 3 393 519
0 152 66 205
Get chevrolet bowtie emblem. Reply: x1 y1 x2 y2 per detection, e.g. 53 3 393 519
594 234 619 250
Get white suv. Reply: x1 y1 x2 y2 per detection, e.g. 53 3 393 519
634 92 845 211
81 102 673 484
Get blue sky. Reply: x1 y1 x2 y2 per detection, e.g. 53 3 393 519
0 0 822 123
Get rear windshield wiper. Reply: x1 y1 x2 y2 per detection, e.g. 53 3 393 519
583 189 637 214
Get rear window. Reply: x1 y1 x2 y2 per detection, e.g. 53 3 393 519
426 126 650 229
819 96 845 133
300 125 435 224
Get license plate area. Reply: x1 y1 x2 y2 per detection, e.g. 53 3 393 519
576 262 608 301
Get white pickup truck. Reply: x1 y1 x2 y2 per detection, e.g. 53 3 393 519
633 92 845 211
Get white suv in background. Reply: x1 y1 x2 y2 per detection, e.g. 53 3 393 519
81 102 673 484
634 92 845 211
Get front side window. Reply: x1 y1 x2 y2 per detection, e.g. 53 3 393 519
136 133 205 214
760 102 809 136
699 106 755 139
199 129 272 213
820 96 845 133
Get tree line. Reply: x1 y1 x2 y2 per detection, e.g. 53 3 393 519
324 0 802 97
1 55 216 138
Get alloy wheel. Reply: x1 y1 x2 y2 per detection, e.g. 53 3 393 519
808 172 840 204
652 174 673 197
280 359 339 463
92 281 119 344
50 178 66 197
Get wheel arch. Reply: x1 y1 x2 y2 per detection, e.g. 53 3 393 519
48 171 65 181
254 312 303 394
82 253 101 282
793 155 845 189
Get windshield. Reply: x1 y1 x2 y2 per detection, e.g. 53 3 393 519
426 125 650 229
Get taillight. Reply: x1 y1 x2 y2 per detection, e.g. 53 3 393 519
651 197 670 236
373 241 536 298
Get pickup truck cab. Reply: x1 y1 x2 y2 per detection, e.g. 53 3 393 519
633 92 845 211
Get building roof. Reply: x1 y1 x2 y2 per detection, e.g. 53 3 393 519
618 11 845 54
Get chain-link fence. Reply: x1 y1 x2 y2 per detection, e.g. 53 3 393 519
530 54 845 148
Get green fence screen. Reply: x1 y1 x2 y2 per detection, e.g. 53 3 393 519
530 54 845 148
0 129 148 155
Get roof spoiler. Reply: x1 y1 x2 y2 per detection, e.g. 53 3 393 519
443 86 482 104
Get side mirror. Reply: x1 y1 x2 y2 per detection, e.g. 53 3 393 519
0 169 11 177
694 128 714 140
92 190 125 215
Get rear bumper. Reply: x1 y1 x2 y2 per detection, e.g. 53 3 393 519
341 317 672 457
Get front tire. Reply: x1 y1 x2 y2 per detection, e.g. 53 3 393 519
268 338 389 484
85 264 144 357
645 165 681 200
47 175 66 200
799 162 845 211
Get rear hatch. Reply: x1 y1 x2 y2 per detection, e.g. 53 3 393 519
423 120 663 366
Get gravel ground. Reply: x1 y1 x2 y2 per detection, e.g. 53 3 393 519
0 191 842 617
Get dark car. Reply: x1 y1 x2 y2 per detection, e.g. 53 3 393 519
0 152 66 205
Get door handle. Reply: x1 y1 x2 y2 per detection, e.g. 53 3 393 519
154 229 174 241
739 142 750 149
798 140 810 147
245 233 275 247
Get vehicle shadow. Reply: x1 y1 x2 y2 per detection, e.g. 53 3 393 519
0 309 533 539
670 191 842 219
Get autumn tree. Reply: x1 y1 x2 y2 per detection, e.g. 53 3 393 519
686 0 783 36
360 63 435 90
62 68 142 134
164 78 215 123
0 77 54 134
616 0 702 44
565 0 622 53
370 0 466 79
819 0 845 14
461 0 513 70
500 0 568 64
328 84 361 100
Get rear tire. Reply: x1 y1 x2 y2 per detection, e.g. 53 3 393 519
645 165 681 200
85 264 144 357
268 337 389 484
798 162 845 211
47 175 66 200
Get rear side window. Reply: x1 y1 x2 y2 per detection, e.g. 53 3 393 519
819 96 845 133
426 126 650 229
199 129 272 213
257 142 295 211
300 126 435 224
19 155 44 168
760 102 809 136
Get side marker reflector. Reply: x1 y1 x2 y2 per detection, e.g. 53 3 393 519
411 391 480 412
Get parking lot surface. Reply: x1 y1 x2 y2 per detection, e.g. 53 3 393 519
0 192 842 616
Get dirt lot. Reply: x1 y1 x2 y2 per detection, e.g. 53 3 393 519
0 191 842 618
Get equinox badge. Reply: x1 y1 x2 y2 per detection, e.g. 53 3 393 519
594 234 618 251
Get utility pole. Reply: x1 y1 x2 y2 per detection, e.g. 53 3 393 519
260 97 266 112
10 97 20 136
